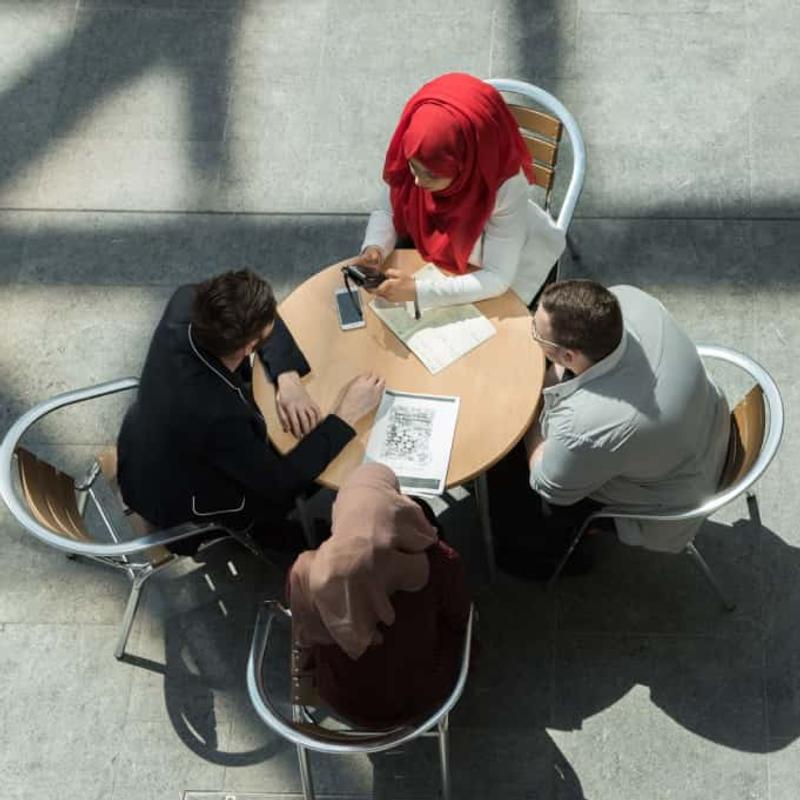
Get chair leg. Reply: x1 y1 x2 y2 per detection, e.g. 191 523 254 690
438 714 451 800
546 519 591 590
684 542 735 612
296 744 316 800
746 491 762 533
115 569 150 660
295 496 316 548
473 473 496 582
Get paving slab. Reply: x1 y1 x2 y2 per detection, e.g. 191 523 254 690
0 621 134 800
550 680 768 800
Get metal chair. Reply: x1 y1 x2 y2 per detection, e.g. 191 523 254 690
0 378 234 659
487 78 586 265
547 345 785 610
247 600 475 800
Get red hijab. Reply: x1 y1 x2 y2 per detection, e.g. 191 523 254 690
383 73 534 274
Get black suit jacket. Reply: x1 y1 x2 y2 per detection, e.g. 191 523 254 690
118 285 354 543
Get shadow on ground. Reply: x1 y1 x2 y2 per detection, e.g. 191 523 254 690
90 504 799 798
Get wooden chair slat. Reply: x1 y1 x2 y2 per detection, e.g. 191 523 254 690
16 448 90 541
533 163 555 191
45 468 89 541
731 385 765 483
718 385 765 490
522 134 558 167
291 640 321 707
509 104 562 141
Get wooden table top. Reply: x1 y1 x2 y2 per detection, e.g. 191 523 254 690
253 250 545 490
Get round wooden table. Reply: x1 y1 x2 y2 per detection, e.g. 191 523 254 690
254 250 545 487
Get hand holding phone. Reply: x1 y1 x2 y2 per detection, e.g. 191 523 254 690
342 264 386 289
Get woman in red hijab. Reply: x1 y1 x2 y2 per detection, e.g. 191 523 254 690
353 73 565 311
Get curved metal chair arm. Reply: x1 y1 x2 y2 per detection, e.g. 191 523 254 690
569 345 783 528
0 378 232 556
695 344 783 513
486 78 586 231
247 600 475 755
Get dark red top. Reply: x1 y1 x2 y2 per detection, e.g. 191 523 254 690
292 540 470 728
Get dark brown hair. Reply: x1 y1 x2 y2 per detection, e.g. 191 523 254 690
539 280 623 363
190 270 276 358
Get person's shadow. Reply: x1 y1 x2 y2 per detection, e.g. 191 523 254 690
435 509 800 798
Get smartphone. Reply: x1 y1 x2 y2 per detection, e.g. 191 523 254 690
335 287 366 330
342 264 386 289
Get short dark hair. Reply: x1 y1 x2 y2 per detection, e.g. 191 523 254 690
539 280 623 363
190 270 276 358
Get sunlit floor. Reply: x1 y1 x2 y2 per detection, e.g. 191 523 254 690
1 1 799 799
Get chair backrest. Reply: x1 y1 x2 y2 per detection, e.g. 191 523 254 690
598 345 783 525
16 447 91 542
718 385 766 490
247 600 474 755
507 104 562 210
486 78 586 231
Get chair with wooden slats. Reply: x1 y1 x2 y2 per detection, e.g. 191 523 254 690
247 600 475 800
546 345 784 611
0 378 234 660
487 78 586 272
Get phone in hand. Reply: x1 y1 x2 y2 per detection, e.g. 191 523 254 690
342 264 386 289
335 287 366 330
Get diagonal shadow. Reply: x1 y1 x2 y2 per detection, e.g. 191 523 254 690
0 3 241 193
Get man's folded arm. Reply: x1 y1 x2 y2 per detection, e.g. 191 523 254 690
208 413 354 508
530 436 620 507
257 315 310 382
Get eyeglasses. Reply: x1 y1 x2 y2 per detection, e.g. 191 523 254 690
530 317 562 349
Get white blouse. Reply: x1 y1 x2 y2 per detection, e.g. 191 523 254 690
360 172 566 310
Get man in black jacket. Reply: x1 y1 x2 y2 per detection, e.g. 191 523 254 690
117 270 383 553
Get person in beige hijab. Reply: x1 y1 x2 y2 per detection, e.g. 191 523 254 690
288 462 470 726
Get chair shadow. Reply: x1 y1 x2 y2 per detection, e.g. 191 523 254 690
125 538 290 768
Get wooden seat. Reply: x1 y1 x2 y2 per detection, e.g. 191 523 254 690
95 445 172 567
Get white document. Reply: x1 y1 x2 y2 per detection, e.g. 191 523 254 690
364 388 460 496
370 264 496 374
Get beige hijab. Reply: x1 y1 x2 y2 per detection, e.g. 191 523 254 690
289 463 438 660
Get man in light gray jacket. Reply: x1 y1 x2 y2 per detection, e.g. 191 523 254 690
489 279 730 579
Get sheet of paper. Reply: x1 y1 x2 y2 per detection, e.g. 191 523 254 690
364 388 460 496
370 264 496 374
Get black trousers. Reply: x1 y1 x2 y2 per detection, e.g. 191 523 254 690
486 440 602 577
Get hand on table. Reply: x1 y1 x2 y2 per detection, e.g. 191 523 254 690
276 371 321 438
369 268 417 302
333 373 385 428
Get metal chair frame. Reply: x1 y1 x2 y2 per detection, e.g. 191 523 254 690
546 345 785 609
0 378 233 659
487 78 587 266
247 600 474 800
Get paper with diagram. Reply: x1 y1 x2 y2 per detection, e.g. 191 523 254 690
364 388 460 496
370 264 496 374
